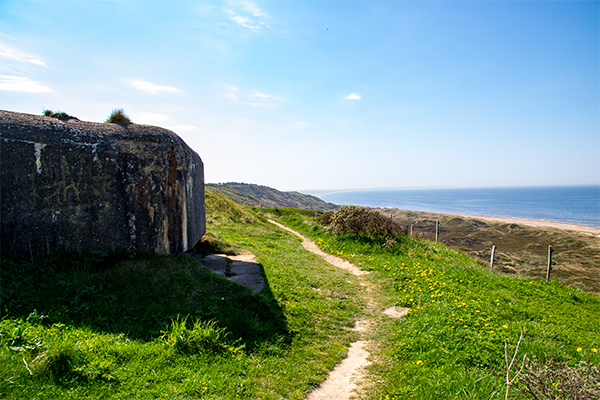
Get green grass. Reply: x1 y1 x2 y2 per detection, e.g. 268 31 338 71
278 214 600 399
0 192 363 399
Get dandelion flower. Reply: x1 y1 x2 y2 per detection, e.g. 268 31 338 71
416 360 423 366
592 348 598 353
577 347 583 352
502 325 508 329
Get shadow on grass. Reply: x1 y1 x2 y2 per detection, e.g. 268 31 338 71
1 249 290 352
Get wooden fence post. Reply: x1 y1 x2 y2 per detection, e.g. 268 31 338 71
490 245 496 270
435 220 439 243
410 224 413 237
546 245 553 280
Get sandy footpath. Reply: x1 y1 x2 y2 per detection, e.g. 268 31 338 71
455 214 600 235
268 219 374 399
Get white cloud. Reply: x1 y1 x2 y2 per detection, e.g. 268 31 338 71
127 79 181 94
225 84 239 91
0 75 52 93
0 43 46 66
344 93 361 100
292 122 307 127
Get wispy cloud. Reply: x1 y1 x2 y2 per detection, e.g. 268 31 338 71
224 1 268 31
225 10 260 30
0 43 46 66
253 90 278 100
225 85 279 106
236 0 267 17
292 122 308 127
344 93 361 100
225 84 239 100
0 75 52 93
127 79 181 94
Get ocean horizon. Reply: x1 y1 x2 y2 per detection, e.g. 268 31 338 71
315 185 600 228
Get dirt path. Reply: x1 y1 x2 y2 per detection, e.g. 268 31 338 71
268 220 367 276
268 220 399 400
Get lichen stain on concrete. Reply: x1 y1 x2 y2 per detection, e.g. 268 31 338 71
34 143 46 174
182 183 188 252
162 218 170 253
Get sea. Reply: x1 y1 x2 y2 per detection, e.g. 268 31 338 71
316 185 600 228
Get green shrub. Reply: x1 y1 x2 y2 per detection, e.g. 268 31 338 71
105 108 132 124
516 355 600 399
42 110 77 121
324 206 407 237
316 211 334 226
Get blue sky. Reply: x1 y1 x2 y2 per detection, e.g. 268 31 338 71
1 0 598 191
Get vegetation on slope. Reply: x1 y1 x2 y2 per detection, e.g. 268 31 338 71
0 190 362 399
206 182 339 211
374 208 600 294
279 212 600 399
42 110 78 121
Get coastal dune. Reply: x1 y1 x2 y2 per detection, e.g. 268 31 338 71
456 214 600 235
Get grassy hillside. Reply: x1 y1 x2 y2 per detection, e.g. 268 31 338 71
206 182 339 211
279 213 600 399
372 207 600 294
2 193 598 399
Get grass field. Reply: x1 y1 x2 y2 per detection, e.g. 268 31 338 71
1 192 598 399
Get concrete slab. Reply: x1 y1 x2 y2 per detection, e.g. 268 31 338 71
230 261 262 275
193 252 265 293
193 254 227 276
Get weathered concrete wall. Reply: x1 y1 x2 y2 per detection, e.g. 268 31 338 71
1 110 205 255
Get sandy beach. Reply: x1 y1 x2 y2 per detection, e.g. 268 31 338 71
456 214 600 235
